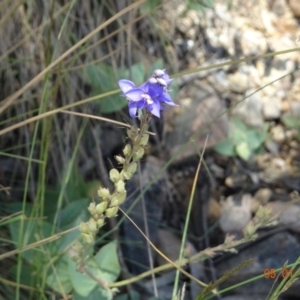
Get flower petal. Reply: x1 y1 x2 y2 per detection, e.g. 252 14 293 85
128 101 138 117
149 100 161 118
118 79 135 94
125 88 144 102
160 92 178 106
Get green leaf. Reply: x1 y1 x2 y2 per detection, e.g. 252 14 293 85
73 286 114 300
94 240 121 283
115 290 140 300
56 198 90 229
149 59 164 75
85 65 127 114
282 114 300 128
9 220 56 264
128 63 145 86
68 246 119 298
46 255 72 294
214 138 235 156
68 256 99 297
236 142 251 160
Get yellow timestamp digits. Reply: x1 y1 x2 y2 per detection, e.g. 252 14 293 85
263 268 293 279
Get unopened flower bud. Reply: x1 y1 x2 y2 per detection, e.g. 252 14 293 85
97 188 110 199
123 144 132 156
121 171 132 180
97 218 105 228
88 203 97 215
69 248 80 260
81 233 94 244
243 220 256 238
157 78 167 87
139 134 149 146
88 218 97 233
106 207 118 218
133 147 145 161
153 69 165 77
148 77 157 84
110 198 119 206
80 222 89 234
96 201 108 214
73 241 83 252
127 127 138 140
110 169 120 183
127 162 137 174
115 180 125 193
115 155 125 164
113 191 126 205
141 124 149 134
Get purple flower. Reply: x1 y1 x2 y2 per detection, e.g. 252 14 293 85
118 69 177 118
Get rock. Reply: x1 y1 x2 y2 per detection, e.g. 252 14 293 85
270 124 286 143
254 154 291 182
287 0 300 17
228 72 249 94
239 30 268 56
166 83 228 162
231 89 264 128
219 194 252 234
156 229 181 266
266 201 300 232
251 188 273 213
254 188 272 205
261 96 281 120
216 232 300 298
